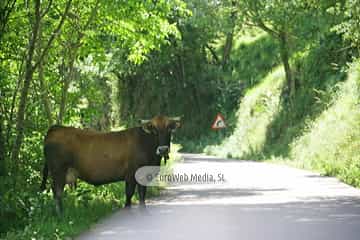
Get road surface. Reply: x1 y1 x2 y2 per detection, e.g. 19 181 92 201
77 153 360 240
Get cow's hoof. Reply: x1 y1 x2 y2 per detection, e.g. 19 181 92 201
124 203 131 208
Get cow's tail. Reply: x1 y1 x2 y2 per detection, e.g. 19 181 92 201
40 161 48 191
40 126 62 192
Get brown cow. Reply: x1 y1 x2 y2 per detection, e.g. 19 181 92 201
40 115 181 215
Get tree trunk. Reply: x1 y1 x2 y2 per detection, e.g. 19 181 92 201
11 0 41 170
57 51 76 125
222 0 236 70
0 117 5 176
57 74 70 125
222 31 233 69
0 0 17 43
6 54 25 152
279 32 295 100
37 19 53 126
39 62 53 126
57 0 98 125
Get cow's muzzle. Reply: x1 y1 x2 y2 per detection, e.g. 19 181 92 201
156 145 169 156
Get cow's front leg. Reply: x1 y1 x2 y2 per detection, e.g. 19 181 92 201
125 179 136 208
138 184 147 207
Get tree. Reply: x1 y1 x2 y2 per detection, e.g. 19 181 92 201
0 110 5 176
0 0 16 42
11 0 72 172
0 0 187 173
57 0 100 124
1 0 191 234
331 0 360 53
222 0 237 70
184 0 238 69
236 0 320 100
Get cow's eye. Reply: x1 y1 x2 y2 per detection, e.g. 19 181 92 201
168 122 176 130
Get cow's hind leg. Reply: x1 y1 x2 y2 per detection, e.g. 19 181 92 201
51 171 66 216
125 179 136 208
40 161 48 191
45 143 69 215
138 184 147 207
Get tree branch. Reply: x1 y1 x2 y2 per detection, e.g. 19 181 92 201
242 3 280 39
4 0 17 23
205 44 220 65
83 0 100 30
0 0 17 41
56 0 99 124
40 0 53 19
32 0 72 72
255 18 280 39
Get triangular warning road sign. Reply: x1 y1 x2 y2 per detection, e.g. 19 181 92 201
211 113 226 130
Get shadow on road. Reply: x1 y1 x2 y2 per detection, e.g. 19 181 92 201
154 187 288 203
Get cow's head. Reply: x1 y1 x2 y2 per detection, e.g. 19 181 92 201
140 115 181 157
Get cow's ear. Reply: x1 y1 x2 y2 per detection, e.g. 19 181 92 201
141 122 155 134
169 120 181 131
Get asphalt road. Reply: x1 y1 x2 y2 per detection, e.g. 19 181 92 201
77 153 360 240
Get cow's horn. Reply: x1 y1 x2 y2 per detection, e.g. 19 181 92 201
170 116 181 121
140 119 151 124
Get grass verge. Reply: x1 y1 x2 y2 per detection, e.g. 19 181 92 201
206 59 360 188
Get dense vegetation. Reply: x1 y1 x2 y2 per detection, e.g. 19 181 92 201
1 0 360 238
202 2 360 186
0 0 188 238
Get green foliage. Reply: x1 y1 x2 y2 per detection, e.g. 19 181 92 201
290 61 360 187
113 0 242 139
204 30 360 189
1 181 156 239
230 33 280 88
256 33 349 156
205 32 351 157
205 66 285 158
235 0 331 50
321 0 360 52
2 0 360 237
181 31 281 152
94 0 189 64
0 0 187 237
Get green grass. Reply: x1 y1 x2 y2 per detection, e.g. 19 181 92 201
2 184 162 240
1 182 159 240
1 183 128 239
288 62 360 186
